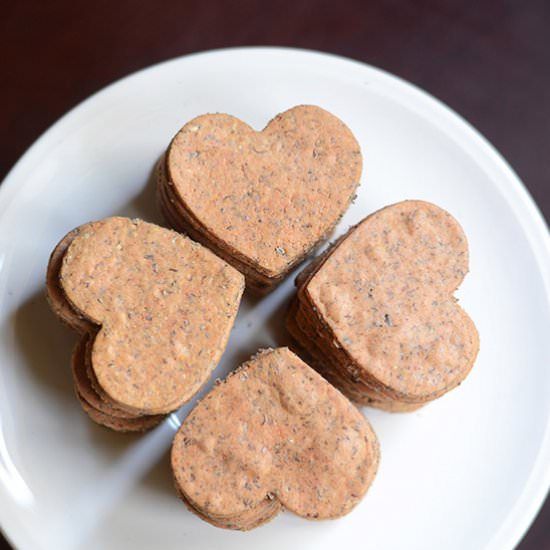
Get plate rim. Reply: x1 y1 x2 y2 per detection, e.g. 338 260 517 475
1 46 550 550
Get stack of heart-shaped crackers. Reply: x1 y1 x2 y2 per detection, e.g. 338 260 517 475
287 200 479 411
45 104 481 531
157 105 362 294
47 217 244 430
171 347 379 530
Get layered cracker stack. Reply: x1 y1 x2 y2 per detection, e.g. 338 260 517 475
47 217 244 430
287 201 479 411
157 105 362 294
171 348 379 530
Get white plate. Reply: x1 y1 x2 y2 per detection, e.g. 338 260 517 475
1 47 549 550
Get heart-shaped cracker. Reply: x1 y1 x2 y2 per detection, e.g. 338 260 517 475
159 105 362 292
171 347 379 530
47 217 244 419
288 200 479 408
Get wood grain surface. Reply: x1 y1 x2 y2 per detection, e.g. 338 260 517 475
1 1 549 548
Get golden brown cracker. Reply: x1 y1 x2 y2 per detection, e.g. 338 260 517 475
161 105 362 291
291 200 479 407
171 347 379 530
48 217 244 417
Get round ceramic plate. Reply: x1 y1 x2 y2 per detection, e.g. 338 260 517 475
1 47 549 550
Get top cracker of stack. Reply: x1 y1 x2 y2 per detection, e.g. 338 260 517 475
46 217 244 430
171 347 379 530
157 105 362 294
287 200 479 412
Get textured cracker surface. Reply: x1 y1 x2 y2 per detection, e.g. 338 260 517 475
171 347 379 530
286 302 422 412
165 105 362 280
299 200 479 402
157 161 274 294
54 217 244 414
71 336 163 432
72 336 138 419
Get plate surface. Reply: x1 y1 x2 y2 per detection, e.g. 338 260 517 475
1 47 550 550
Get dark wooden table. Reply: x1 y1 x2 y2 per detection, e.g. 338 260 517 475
2 1 549 548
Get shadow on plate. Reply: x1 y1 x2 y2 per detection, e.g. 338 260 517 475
86 419 147 457
266 293 294 349
141 446 178 497
13 289 76 403
13 290 152 454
